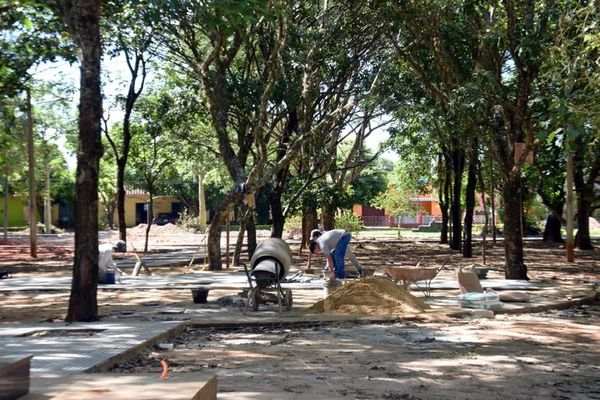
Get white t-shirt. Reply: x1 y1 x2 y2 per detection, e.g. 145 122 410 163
316 229 346 256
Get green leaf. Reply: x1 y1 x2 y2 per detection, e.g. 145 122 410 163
546 128 562 145
23 16 33 30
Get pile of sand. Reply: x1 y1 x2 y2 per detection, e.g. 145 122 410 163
306 276 430 315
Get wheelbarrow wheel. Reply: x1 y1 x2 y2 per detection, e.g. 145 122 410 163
284 288 293 311
251 288 260 311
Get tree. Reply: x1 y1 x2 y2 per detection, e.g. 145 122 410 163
98 146 117 229
128 92 177 252
373 164 421 238
530 129 566 243
103 0 152 247
274 0 389 243
372 0 561 279
30 82 76 233
373 1 481 253
1 2 74 101
145 71 225 229
2 1 77 254
478 1 559 278
0 103 26 240
145 1 286 268
346 157 390 208
540 1 600 250
53 0 103 322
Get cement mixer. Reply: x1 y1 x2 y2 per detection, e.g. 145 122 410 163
243 238 293 312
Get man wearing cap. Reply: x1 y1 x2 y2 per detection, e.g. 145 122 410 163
308 229 363 278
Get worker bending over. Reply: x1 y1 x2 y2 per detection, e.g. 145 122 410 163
308 229 364 278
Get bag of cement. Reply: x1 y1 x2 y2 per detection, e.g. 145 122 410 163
99 243 121 283
498 291 531 302
457 265 484 294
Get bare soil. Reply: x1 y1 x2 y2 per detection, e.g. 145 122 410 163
114 307 600 400
1 228 599 399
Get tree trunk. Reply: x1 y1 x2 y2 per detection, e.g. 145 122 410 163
438 152 450 244
117 159 127 241
105 201 116 230
207 211 226 271
542 208 564 243
269 185 285 238
198 170 207 231
66 0 102 322
321 204 335 231
450 147 464 251
270 108 295 239
489 159 497 244
502 173 528 279
440 205 449 244
573 144 595 250
44 163 52 234
301 207 318 252
566 151 575 260
233 204 256 264
143 192 153 253
25 89 37 257
463 151 477 258
3 175 8 242
574 184 594 250
245 209 257 259
233 216 246 266
115 49 145 243
207 191 242 270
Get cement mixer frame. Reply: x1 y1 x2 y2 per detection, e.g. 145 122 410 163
243 261 293 312
242 238 294 312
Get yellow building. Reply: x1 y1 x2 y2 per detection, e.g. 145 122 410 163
2 192 181 229
99 190 182 227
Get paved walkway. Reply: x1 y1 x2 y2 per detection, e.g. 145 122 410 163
0 321 182 378
0 271 323 292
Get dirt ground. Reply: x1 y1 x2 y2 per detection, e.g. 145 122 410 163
1 227 599 399
115 308 600 400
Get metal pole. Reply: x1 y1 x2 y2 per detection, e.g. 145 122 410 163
25 88 37 258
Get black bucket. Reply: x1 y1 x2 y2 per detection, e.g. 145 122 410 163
191 288 209 304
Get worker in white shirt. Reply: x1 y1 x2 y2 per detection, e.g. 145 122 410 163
308 229 363 278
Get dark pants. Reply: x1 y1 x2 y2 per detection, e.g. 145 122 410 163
331 232 351 278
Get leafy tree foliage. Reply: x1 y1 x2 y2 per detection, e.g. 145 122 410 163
0 1 75 100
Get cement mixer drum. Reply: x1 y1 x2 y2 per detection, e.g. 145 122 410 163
244 238 294 312
249 237 292 282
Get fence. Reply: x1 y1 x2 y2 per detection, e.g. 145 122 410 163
361 213 487 228
361 214 443 228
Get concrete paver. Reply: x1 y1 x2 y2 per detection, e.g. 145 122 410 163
0 321 182 378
